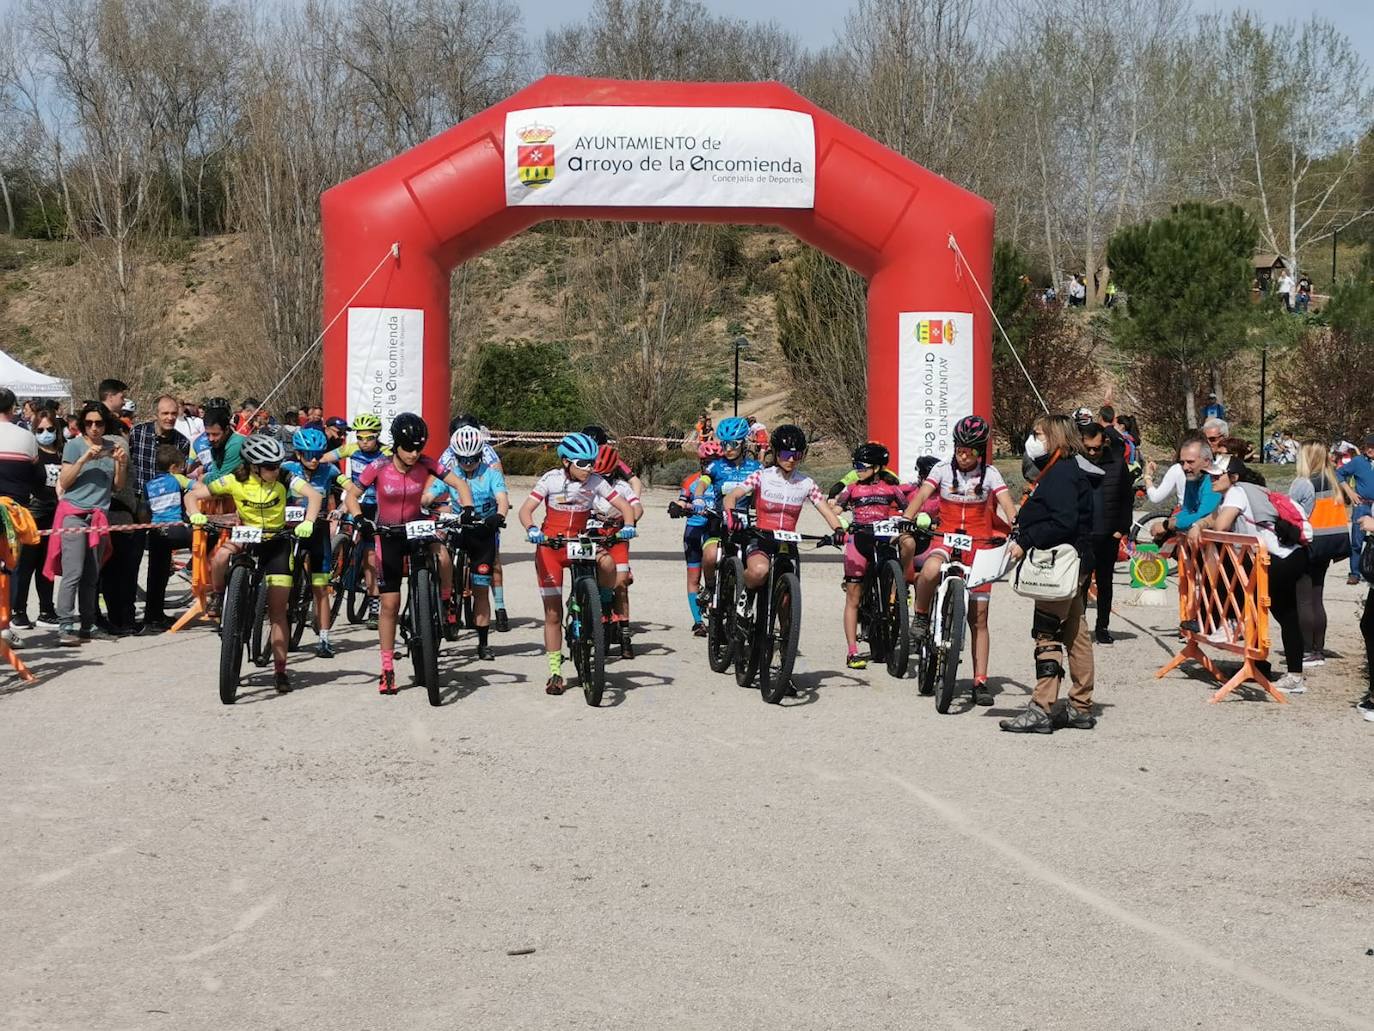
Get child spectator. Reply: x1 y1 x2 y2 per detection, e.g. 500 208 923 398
143 445 193 629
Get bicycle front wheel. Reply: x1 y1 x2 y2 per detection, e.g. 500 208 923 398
329 537 350 622
759 572 801 705
707 558 740 674
412 567 442 704
572 575 607 706
881 560 909 679
219 566 249 705
288 552 312 650
347 539 371 625
935 579 967 714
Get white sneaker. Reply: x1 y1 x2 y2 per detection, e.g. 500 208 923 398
1357 695 1374 721
1205 620 1237 644
1303 652 1326 667
1 627 22 650
1274 673 1306 694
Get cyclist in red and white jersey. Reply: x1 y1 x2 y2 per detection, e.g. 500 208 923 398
518 432 637 696
591 444 644 659
901 415 1017 704
722 424 845 592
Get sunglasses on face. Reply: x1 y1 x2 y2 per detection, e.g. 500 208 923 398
1084 445 1103 455
299 452 323 462
853 462 872 471
84 418 105 427
259 462 281 472
777 449 802 461
457 455 481 465
569 458 594 470
357 433 379 442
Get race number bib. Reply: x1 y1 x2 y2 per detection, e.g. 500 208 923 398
871 520 899 538
771 530 802 543
566 539 596 561
284 506 306 523
405 520 436 540
230 526 263 545
943 532 973 552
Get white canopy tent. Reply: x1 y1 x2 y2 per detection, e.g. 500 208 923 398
0 349 71 398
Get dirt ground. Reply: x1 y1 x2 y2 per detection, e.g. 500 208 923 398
3 484 1373 1030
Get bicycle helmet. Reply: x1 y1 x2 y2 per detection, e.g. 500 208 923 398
952 414 991 450
557 431 599 463
715 416 750 444
450 413 480 434
593 444 621 477
770 424 807 454
391 412 428 451
853 441 889 468
242 433 287 466
450 424 484 459
915 454 939 481
203 395 230 412
292 427 327 454
582 424 609 446
698 439 723 459
352 411 383 434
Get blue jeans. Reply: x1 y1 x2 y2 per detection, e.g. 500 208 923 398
1351 503 1371 577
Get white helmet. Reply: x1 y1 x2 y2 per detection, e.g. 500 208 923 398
450 424 484 458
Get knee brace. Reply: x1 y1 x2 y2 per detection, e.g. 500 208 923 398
1031 607 1065 641
1034 643 1066 681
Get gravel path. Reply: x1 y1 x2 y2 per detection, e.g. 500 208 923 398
3 485 1372 1030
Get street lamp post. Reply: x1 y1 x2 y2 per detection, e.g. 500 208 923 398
732 335 749 417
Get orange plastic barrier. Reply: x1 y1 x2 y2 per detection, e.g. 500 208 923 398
0 539 37 683
1155 529 1281 703
167 497 234 634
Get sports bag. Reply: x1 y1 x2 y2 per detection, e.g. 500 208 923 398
1011 542 1082 601
1266 490 1311 547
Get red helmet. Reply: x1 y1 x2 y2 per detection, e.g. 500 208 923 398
593 443 621 477
952 415 991 450
698 439 723 459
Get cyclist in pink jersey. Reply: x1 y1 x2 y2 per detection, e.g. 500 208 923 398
722 424 845 592
830 442 909 669
342 413 475 695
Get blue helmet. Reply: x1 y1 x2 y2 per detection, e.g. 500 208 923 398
557 432 599 463
293 427 327 454
716 416 750 443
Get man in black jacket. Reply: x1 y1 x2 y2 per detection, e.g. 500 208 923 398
1080 422 1135 643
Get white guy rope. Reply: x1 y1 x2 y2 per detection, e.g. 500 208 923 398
257 243 401 415
947 233 1048 414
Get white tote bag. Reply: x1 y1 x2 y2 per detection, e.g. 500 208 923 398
1011 543 1081 601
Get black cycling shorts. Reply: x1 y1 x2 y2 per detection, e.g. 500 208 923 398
375 535 409 594
453 525 498 587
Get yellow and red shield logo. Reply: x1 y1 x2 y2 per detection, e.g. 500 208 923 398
517 124 555 189
912 318 956 345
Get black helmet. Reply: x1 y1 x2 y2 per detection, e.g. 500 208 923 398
582 424 609 446
915 455 940 481
449 412 480 434
770 424 807 453
852 441 889 468
952 414 991 450
391 412 428 451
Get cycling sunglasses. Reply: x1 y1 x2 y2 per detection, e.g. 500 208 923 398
569 458 594 470
258 461 282 472
457 454 482 465
356 432 380 442
777 449 802 461
298 451 324 461
853 461 873 471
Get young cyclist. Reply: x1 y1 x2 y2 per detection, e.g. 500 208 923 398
721 424 846 592
591 444 645 660
283 426 345 658
342 413 474 695
694 415 761 598
322 411 389 628
518 432 637 696
830 442 911 669
440 415 510 632
901 415 1017 705
186 434 323 694
669 440 721 636
425 424 508 661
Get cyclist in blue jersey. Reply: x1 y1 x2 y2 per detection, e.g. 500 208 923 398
692 415 761 600
426 424 509 659
439 414 510 631
321 411 389 627
668 439 721 636
284 426 346 657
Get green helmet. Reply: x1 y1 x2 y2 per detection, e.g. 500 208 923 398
352 412 382 433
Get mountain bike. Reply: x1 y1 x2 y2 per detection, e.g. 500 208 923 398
733 525 837 705
915 532 1009 713
211 524 293 705
248 507 313 662
436 511 499 641
703 511 747 675
375 519 447 706
540 527 622 707
851 519 924 679
329 515 373 625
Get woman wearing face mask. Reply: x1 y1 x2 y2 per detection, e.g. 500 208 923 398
1002 414 1099 734
11 412 63 628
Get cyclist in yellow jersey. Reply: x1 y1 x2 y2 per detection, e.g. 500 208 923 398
186 434 323 693
321 411 389 626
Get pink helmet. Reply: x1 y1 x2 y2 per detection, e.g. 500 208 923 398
698 439 724 459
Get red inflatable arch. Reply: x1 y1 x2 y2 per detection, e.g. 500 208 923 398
321 76 993 470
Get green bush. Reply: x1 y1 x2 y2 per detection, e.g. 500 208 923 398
466 340 585 431
494 446 558 476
